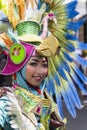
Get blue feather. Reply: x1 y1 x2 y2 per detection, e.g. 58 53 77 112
70 66 87 95
62 51 73 62
7 31 19 43
67 11 79 18
66 33 77 41
77 41 87 50
57 66 67 80
46 77 55 94
61 90 76 118
56 94 64 119
54 74 61 86
66 0 79 18
65 43 75 52
49 57 67 80
68 82 82 109
67 74 82 109
71 64 87 85
57 39 75 52
54 33 75 52
0 41 6 49
58 53 71 72
61 61 70 73
74 54 87 67
66 0 78 11
37 0 42 9
66 18 86 31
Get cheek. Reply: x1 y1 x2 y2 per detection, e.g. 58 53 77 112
44 68 48 77
26 66 34 77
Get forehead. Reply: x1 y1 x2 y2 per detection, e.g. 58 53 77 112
29 56 47 62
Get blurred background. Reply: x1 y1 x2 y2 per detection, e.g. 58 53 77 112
63 1 87 130
0 0 87 130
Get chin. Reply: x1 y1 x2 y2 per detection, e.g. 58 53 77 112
33 84 40 87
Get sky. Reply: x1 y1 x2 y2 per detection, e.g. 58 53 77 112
76 0 87 18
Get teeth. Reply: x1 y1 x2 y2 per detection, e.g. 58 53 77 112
34 76 43 78
34 76 43 79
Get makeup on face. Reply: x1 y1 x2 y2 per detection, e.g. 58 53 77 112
26 56 48 87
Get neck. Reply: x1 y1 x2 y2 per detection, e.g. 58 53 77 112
27 82 41 95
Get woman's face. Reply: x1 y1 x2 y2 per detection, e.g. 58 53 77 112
26 56 48 87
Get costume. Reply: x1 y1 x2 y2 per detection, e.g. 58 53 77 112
0 0 87 130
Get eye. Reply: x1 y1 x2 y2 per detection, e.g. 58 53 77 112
29 62 37 66
42 63 48 68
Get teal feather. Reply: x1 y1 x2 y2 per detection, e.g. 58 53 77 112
7 31 19 43
0 41 6 49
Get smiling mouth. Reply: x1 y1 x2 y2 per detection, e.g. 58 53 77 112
33 76 43 80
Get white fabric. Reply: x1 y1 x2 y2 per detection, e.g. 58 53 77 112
6 91 38 130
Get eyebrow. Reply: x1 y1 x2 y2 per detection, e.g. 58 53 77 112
30 58 47 63
31 58 39 62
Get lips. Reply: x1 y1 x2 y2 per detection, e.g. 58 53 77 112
32 75 43 81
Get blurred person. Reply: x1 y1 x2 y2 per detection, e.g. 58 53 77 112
0 48 12 87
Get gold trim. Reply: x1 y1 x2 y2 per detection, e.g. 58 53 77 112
16 86 51 107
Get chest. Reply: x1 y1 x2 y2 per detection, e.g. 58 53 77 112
15 88 51 118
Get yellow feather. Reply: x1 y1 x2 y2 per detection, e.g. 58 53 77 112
0 33 14 49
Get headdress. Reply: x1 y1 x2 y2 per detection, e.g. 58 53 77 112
0 0 87 118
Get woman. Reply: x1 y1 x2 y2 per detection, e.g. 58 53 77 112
0 0 87 130
0 46 66 130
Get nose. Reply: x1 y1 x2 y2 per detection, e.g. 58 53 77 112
36 66 44 75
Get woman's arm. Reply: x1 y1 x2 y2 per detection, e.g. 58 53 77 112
6 91 38 130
